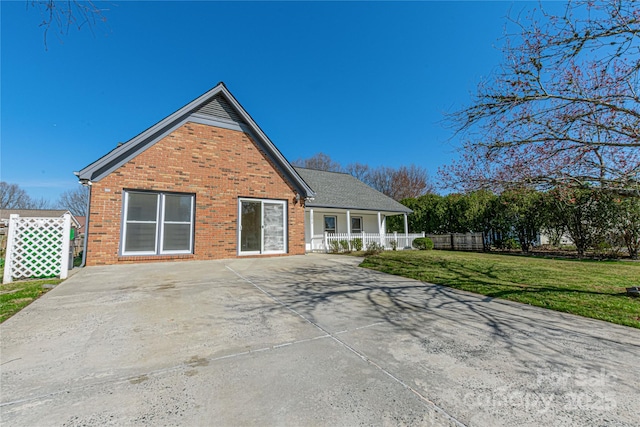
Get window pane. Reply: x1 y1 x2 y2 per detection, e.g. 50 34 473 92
241 201 261 252
163 224 191 251
164 194 192 222
125 223 156 252
352 217 362 232
263 203 284 252
324 216 336 233
127 193 158 221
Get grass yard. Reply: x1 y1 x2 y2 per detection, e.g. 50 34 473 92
361 250 640 329
0 278 63 323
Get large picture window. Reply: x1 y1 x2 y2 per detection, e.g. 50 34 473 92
122 191 194 255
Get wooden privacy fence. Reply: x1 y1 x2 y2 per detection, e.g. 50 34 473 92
3 214 72 283
425 233 484 251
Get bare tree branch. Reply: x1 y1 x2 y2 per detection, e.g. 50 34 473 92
56 186 88 216
0 182 55 209
444 0 640 196
27 0 108 49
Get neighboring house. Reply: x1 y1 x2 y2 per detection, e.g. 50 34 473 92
0 209 80 225
75 83 412 266
294 168 412 251
537 232 573 246
73 216 86 257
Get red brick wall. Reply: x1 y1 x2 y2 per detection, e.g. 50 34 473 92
86 122 305 265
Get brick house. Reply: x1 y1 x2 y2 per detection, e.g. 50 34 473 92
77 83 414 266
76 83 314 265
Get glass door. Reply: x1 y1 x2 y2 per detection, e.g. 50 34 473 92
263 202 285 252
239 199 287 254
240 200 262 253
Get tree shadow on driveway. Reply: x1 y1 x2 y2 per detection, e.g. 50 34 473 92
233 259 640 375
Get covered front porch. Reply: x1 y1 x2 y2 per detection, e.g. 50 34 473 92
304 208 423 252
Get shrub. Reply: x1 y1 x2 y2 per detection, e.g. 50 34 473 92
351 238 363 251
364 242 384 256
328 240 341 253
390 240 398 251
503 238 521 250
339 239 351 253
592 239 622 259
412 237 434 250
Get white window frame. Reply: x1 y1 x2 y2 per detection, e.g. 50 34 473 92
122 191 194 256
351 216 363 233
324 215 337 234
238 198 287 256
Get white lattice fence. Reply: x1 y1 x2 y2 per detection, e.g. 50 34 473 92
3 214 71 283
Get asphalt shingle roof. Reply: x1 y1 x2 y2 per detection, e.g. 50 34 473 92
294 167 412 213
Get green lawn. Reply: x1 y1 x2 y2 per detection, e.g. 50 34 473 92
361 250 640 328
0 278 62 323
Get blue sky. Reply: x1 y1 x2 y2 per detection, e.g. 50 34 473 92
2 1 546 201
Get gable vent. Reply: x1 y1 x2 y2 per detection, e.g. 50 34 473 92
195 94 244 124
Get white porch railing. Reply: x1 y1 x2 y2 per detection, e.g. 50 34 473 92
309 231 425 252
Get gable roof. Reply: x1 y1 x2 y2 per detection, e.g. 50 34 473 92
76 82 314 198
0 209 81 227
295 167 412 214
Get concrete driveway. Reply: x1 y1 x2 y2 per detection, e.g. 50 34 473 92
1 254 638 426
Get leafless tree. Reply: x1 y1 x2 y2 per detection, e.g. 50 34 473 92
29 197 55 209
0 182 54 209
364 165 433 201
444 0 640 196
294 154 433 201
389 165 435 200
57 186 89 216
1 182 32 209
27 0 108 49
344 162 371 182
292 152 343 172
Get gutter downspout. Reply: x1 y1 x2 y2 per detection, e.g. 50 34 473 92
78 179 92 268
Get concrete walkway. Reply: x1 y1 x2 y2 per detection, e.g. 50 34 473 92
1 254 638 426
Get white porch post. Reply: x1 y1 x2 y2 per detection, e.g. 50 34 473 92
381 215 387 247
377 212 384 246
404 213 409 248
309 209 314 251
346 210 351 249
